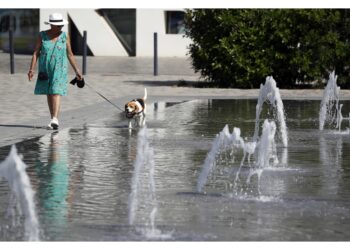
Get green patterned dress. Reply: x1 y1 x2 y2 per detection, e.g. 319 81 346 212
34 31 68 96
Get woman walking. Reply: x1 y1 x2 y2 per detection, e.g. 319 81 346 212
28 13 83 130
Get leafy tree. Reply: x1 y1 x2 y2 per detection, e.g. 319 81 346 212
184 9 350 88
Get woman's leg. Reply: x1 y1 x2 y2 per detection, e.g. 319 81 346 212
47 95 53 118
47 94 60 129
51 94 61 119
47 94 61 119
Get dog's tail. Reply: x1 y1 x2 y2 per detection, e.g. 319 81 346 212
143 88 147 101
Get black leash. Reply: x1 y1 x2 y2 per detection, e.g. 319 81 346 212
85 82 125 112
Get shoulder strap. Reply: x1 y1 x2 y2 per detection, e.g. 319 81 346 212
47 33 60 66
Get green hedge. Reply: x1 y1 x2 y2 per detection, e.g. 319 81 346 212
184 9 350 88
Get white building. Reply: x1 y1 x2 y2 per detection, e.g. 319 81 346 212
39 9 191 57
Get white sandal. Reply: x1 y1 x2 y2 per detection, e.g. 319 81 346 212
48 117 59 130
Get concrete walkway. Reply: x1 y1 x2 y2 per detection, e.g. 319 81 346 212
1 53 350 147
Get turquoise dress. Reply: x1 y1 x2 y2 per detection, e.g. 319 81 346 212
34 31 68 96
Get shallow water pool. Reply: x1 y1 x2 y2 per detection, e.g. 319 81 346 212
1 99 350 241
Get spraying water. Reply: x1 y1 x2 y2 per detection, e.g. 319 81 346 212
128 127 173 239
197 76 286 195
233 141 256 193
196 125 244 193
196 111 281 194
0 145 40 241
127 127 172 239
234 120 278 197
128 127 157 226
196 120 278 194
319 71 340 130
319 71 350 131
253 76 288 147
256 120 278 169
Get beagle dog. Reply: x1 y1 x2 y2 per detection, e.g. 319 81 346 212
125 88 147 129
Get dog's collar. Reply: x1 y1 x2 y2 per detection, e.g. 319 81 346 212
133 99 144 113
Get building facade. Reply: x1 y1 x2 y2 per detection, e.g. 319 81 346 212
0 8 191 57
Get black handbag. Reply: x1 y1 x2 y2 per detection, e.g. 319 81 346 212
38 71 49 81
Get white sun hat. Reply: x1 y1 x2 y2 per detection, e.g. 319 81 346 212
44 13 68 26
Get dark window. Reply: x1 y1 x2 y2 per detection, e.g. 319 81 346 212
68 16 93 56
98 9 136 56
0 15 16 32
19 10 37 34
0 15 9 32
0 9 39 54
165 11 185 34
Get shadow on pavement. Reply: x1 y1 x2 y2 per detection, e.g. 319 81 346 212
0 124 46 129
125 80 204 87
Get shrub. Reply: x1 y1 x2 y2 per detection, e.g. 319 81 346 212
184 9 350 88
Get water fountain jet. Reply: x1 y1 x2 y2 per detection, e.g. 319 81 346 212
0 145 40 241
253 76 288 147
128 127 171 239
319 71 350 132
128 127 157 226
197 76 287 195
196 125 244 193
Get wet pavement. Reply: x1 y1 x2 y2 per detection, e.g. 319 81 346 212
1 52 350 147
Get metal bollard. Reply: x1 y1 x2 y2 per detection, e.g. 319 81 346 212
83 30 87 75
9 29 14 74
153 32 158 76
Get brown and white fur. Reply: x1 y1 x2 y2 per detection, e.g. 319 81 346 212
125 88 147 129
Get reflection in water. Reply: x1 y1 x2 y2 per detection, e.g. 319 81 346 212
34 132 69 237
319 133 342 197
